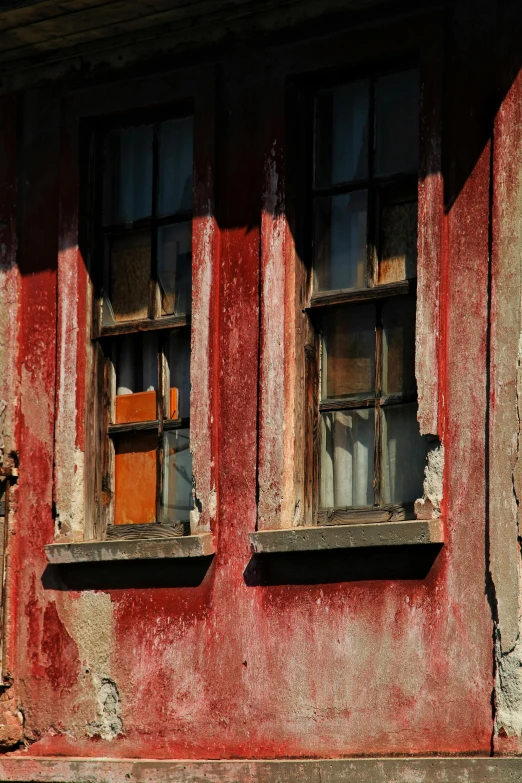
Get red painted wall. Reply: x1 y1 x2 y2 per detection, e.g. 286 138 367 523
1 0 516 760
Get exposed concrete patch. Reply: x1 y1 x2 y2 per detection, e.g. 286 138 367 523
86 677 122 742
0 687 23 749
495 622 522 738
415 440 444 519
54 447 84 541
55 592 121 740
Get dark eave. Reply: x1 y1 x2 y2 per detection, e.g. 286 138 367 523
0 0 446 91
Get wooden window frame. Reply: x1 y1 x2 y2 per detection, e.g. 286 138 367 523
88 105 194 542
51 66 218 552
305 64 422 527
256 15 444 535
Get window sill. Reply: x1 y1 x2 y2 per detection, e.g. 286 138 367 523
45 533 214 564
249 519 443 554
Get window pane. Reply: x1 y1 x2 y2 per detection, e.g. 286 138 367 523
382 403 428 504
320 409 374 507
158 222 192 316
378 198 417 283
112 333 158 424
382 297 416 396
104 125 153 224
313 190 367 291
114 432 157 525
375 70 419 176
162 429 192 524
322 303 375 399
158 116 194 216
165 330 190 419
314 81 369 187
108 231 151 322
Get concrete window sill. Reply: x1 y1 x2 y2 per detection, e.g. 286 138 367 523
45 533 214 564
249 519 443 554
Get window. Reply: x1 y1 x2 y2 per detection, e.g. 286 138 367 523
308 68 430 525
91 109 194 540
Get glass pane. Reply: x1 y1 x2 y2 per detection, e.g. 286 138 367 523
158 222 192 315
162 429 192 524
322 303 376 400
382 297 416 396
114 432 157 525
165 330 190 419
104 125 153 224
108 231 151 322
313 190 367 291
158 116 194 216
114 333 158 395
375 70 419 176
382 403 428 504
379 198 417 283
320 409 374 508
314 81 369 187
113 333 158 424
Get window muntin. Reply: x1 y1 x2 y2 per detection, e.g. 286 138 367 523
311 69 428 520
95 111 194 536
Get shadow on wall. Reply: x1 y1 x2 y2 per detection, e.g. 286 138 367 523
41 555 214 591
243 544 443 586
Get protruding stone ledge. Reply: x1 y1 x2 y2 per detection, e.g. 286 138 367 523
0 756 518 783
249 519 443 554
45 533 214 564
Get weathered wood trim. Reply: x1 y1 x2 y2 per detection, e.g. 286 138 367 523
416 18 444 435
106 522 184 540
0 756 519 783
45 532 214 563
250 519 443 553
309 279 414 309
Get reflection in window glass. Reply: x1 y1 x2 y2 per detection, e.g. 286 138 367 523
114 432 157 525
108 231 151 322
379 198 417 283
382 403 428 504
322 303 375 400
158 116 194 216
165 330 191 419
158 222 192 315
114 333 158 396
375 70 419 177
104 125 153 224
320 409 374 507
314 81 369 187
314 190 367 291
162 429 192 524
382 297 416 396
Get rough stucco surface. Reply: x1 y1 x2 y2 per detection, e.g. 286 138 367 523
490 46 522 754
0 0 517 764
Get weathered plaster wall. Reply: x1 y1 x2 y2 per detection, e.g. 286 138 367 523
0 0 518 763
489 3 522 754
0 93 23 750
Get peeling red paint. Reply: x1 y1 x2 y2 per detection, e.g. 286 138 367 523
41 604 79 692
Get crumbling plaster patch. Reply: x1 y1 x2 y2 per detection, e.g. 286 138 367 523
415 441 444 520
494 348 522 739
496 618 522 738
54 447 85 541
55 592 121 740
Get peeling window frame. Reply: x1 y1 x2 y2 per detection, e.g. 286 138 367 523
304 64 425 527
50 66 218 553
87 105 195 542
256 28 444 536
